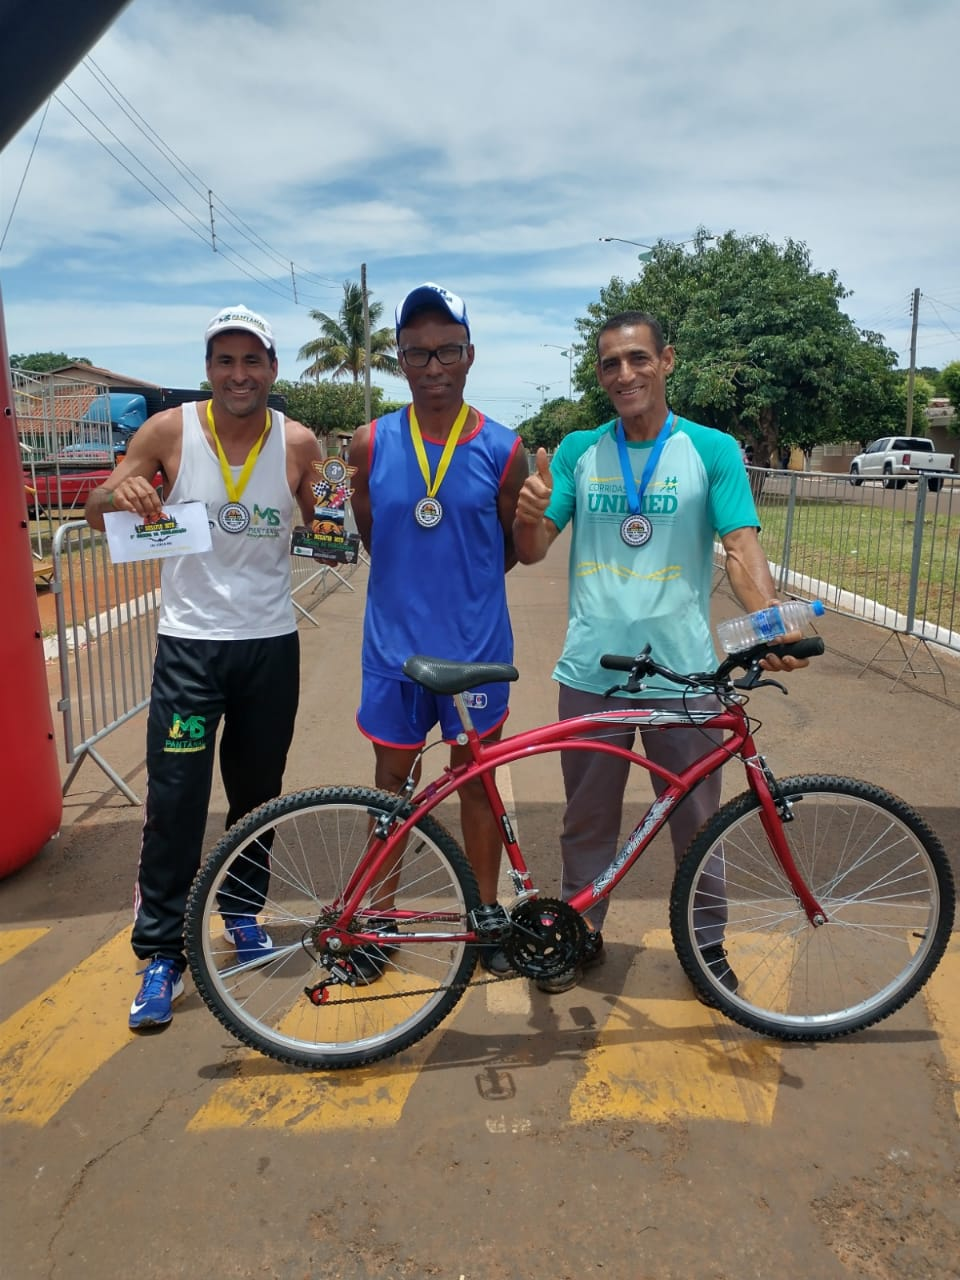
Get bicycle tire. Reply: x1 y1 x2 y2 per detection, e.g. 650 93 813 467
185 787 481 1069
669 775 955 1040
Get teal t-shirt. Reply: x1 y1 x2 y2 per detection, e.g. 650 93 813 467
545 417 759 696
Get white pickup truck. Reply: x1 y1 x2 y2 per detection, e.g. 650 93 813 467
848 436 956 492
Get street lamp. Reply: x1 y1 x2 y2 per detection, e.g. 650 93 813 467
598 236 655 262
599 233 716 260
523 381 555 406
542 343 576 399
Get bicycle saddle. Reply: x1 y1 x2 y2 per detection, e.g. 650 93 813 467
402 654 520 695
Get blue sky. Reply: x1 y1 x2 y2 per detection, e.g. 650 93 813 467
2 0 959 426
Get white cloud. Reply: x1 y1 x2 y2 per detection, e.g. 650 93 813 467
2 0 959 406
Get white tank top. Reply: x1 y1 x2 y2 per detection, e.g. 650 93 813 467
158 401 297 639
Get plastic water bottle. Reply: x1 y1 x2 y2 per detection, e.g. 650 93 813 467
716 600 825 654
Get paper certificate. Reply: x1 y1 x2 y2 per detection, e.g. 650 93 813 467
103 501 212 563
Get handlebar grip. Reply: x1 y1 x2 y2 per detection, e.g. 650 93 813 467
763 636 825 661
600 654 639 671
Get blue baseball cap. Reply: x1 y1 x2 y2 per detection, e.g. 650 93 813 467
395 283 470 340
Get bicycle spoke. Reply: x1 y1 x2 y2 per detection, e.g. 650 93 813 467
671 776 954 1039
186 788 481 1068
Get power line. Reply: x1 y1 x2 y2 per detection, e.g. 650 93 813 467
79 56 341 293
924 294 960 318
0 98 50 253
11 63 344 308
50 92 308 304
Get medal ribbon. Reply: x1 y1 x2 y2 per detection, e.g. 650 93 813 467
408 401 470 499
615 411 675 514
206 402 272 502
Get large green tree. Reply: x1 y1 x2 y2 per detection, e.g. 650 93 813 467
517 396 593 451
271 379 399 441
10 352 93 372
938 362 960 426
574 231 902 465
297 280 400 383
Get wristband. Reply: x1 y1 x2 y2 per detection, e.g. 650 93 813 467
107 490 116 508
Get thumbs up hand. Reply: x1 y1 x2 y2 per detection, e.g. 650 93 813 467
516 447 553 524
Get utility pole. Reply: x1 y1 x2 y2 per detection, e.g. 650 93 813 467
361 262 372 425
905 287 920 435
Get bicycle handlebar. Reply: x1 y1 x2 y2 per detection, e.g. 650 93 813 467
600 636 825 693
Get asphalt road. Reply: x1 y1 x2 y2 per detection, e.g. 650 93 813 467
2 539 958 1279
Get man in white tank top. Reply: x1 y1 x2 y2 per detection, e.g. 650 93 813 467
86 305 324 1030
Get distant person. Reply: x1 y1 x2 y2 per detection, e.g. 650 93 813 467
780 446 792 470
513 310 808 995
85 305 324 1030
348 283 528 977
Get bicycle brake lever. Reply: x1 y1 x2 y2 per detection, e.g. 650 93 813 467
734 664 787 694
603 678 646 698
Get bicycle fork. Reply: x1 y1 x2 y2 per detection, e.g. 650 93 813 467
745 754 828 926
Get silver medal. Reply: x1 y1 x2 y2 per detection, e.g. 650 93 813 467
620 513 652 547
414 497 443 528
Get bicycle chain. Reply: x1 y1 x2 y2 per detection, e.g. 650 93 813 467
311 967 527 1007
310 898 584 1005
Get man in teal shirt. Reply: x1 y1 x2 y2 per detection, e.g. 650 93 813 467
513 311 806 996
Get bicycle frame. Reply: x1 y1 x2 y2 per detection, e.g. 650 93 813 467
333 692 827 944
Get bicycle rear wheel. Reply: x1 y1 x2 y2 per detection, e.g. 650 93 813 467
185 787 481 1068
670 775 955 1040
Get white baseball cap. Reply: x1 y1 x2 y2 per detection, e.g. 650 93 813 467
204 304 275 350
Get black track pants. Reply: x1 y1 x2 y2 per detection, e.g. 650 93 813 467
132 632 300 968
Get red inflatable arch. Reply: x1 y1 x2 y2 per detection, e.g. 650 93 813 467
0 291 62 875
0 2 149 873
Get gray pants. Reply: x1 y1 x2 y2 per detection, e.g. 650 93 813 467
557 683 727 944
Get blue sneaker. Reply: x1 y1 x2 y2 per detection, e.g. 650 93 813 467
129 958 184 1029
223 915 276 966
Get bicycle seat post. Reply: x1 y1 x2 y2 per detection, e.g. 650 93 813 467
451 692 477 742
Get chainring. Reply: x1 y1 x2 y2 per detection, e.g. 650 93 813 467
503 898 588 979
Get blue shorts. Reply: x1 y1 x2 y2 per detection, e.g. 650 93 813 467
357 671 509 749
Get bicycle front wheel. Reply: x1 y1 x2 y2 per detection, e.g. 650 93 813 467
670 775 955 1040
185 787 481 1069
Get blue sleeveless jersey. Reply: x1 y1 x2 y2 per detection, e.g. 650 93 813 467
361 406 521 678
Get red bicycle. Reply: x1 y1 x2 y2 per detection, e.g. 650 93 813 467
185 637 955 1069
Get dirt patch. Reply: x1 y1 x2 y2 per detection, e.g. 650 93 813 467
812 1153 960 1279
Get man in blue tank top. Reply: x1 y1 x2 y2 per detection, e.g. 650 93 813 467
348 283 528 976
85 306 323 1030
513 311 808 995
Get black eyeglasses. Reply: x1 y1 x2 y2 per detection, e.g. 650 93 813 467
399 344 468 368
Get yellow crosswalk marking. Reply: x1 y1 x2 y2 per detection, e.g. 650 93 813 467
189 972 469 1131
0 927 133 1127
1 925 957 1132
921 933 960 1121
569 931 783 1126
0 927 49 965
188 1038 435 1131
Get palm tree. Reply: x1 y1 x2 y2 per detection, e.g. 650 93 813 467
297 280 400 383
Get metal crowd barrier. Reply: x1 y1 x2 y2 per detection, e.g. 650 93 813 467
734 468 959 689
49 519 365 803
290 548 363 624
51 520 162 803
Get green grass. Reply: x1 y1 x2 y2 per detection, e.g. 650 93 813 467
756 497 958 622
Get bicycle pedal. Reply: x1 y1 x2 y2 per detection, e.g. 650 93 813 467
469 903 512 939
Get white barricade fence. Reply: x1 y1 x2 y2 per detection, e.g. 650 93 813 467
49 516 367 803
51 520 162 802
716 468 959 690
